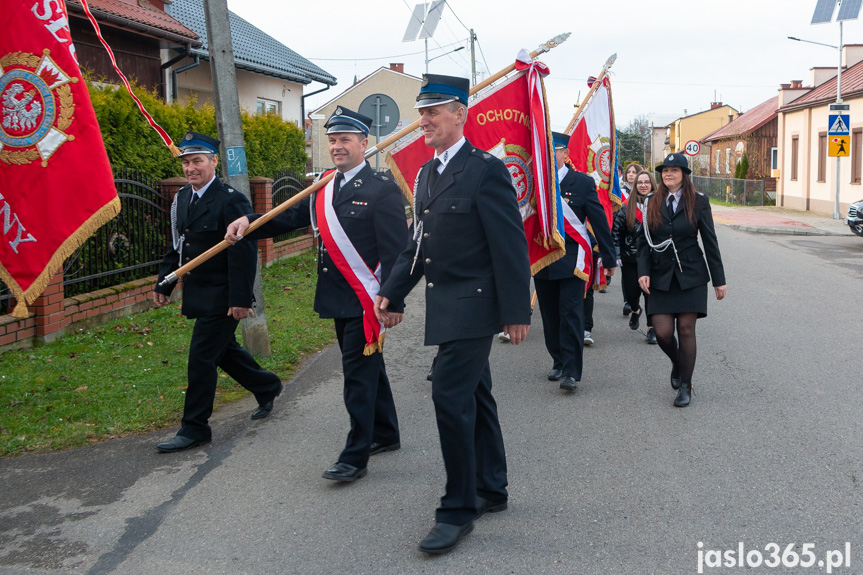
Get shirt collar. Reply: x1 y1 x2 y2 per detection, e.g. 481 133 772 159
191 174 216 195
338 161 366 187
434 137 466 171
558 164 570 182
668 189 682 204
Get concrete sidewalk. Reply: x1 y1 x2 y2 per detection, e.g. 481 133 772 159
710 202 856 236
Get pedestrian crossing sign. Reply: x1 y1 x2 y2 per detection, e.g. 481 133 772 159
829 135 850 157
828 114 850 135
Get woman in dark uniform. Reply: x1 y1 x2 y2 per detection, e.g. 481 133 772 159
637 154 727 407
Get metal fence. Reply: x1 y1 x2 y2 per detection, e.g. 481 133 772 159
271 168 310 241
692 176 775 206
63 168 171 297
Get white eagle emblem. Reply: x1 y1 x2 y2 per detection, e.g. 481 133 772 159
2 83 42 131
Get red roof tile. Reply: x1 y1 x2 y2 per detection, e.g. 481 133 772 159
780 59 863 110
702 96 779 142
66 0 198 41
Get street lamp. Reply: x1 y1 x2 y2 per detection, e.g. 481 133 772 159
425 45 465 73
788 30 844 219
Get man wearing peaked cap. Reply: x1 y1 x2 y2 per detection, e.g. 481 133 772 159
534 131 616 394
153 131 283 453
376 74 532 554
226 107 408 482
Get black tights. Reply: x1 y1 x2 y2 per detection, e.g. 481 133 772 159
650 313 698 384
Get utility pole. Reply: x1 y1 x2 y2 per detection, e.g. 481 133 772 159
203 0 272 356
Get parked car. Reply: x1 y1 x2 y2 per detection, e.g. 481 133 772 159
847 199 863 237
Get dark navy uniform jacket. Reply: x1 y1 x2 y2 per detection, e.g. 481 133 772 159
636 192 726 291
380 139 532 346
246 162 409 318
156 177 256 318
534 168 616 281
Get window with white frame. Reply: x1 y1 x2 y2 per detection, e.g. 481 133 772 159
715 149 721 174
725 148 731 174
256 99 280 115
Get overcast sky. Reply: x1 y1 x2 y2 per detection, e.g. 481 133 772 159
227 0 863 131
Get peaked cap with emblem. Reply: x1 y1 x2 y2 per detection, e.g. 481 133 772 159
551 131 570 149
415 73 470 109
655 153 691 175
178 131 220 157
324 107 372 136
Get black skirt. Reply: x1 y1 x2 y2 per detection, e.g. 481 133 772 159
647 275 707 318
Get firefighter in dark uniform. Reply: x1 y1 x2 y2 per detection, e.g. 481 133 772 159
375 74 532 555
226 108 407 482
534 132 616 392
153 131 283 453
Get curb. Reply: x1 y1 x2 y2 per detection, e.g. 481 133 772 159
722 224 851 236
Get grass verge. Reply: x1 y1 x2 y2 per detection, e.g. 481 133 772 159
0 251 334 457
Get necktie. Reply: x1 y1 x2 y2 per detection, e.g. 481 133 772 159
428 158 441 197
333 172 345 199
667 196 675 220
190 193 200 210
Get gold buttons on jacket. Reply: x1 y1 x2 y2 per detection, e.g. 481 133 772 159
425 258 431 264
424 209 429 214
423 232 429 238
427 282 434 288
322 267 328 273
476 288 482 294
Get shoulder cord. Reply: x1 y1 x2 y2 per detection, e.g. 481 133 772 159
409 169 423 275
641 194 682 271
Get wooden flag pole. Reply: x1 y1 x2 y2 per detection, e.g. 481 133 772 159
159 33 571 287
563 53 617 135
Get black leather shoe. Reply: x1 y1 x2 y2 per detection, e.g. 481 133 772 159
251 383 283 419
629 309 641 330
369 441 401 456
674 382 692 407
156 435 210 453
418 521 474 554
322 461 367 482
623 302 631 316
547 368 563 381
670 363 681 390
476 496 508 518
646 327 657 344
559 376 577 391
427 356 437 382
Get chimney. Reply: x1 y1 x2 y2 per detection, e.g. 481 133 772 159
780 83 791 90
710 101 722 109
389 63 404 74
790 80 803 89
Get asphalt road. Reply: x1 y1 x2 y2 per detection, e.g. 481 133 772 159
1 226 862 575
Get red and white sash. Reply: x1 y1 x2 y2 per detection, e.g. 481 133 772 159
560 201 593 284
315 175 385 355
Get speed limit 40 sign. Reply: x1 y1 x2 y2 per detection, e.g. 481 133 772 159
684 140 701 156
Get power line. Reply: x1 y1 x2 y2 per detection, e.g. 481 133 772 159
308 39 465 62
444 0 472 32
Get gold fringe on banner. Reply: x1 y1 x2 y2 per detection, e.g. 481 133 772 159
0 196 121 318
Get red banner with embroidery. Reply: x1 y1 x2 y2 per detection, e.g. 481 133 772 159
0 0 119 317
567 77 621 228
386 54 565 275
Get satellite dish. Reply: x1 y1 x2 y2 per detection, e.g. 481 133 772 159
358 94 401 139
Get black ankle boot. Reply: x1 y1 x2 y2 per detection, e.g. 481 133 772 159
670 363 681 390
674 382 691 407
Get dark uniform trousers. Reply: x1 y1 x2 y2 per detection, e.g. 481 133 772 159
534 168 615 381
182 314 282 441
156 177 282 442
380 141 531 526
334 316 399 468
246 163 406 466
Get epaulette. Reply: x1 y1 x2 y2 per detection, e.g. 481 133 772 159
226 187 236 194
696 191 705 197
372 171 391 182
470 148 495 162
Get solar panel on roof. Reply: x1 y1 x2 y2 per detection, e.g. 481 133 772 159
811 0 838 23
838 0 863 20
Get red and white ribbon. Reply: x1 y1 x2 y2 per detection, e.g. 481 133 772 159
315 177 385 355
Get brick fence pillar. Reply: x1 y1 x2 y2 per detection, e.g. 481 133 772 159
32 271 65 343
250 177 274 265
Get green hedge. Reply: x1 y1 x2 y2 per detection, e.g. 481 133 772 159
86 76 306 180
